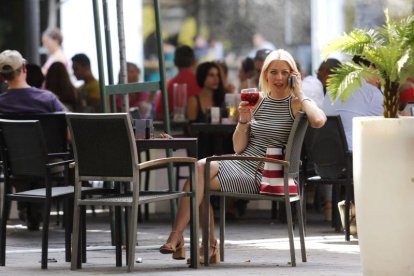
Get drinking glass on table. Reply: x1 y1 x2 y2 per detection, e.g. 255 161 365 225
225 94 238 122
240 88 259 118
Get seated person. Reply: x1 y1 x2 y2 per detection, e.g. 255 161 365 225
71 53 101 112
187 62 227 159
238 57 255 90
116 62 154 118
159 49 326 264
0 49 66 230
154 45 201 119
187 61 225 122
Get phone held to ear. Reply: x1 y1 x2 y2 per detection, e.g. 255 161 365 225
288 76 296 88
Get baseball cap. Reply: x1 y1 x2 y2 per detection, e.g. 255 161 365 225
0 50 26 74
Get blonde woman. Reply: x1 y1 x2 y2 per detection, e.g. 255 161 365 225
159 49 326 263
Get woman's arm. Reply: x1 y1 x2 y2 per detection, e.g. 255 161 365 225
233 121 250 154
186 96 198 121
290 72 327 128
294 96 326 128
232 98 254 153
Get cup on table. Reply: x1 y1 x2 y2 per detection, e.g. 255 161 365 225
210 107 221 124
225 93 238 122
134 119 154 139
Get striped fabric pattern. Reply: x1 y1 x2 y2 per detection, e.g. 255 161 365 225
217 94 294 194
259 147 298 195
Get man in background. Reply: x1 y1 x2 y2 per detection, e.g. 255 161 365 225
0 49 66 230
71 53 101 112
155 45 200 119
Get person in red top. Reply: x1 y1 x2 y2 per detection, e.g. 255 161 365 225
155 45 200 119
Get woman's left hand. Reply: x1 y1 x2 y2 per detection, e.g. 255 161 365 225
290 71 304 99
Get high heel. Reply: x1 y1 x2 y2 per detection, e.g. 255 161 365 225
187 240 220 264
159 231 186 260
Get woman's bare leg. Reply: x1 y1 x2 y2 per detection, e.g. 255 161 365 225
162 158 220 246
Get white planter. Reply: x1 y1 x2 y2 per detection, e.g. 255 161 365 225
353 117 414 276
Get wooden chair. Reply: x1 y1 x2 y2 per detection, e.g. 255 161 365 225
202 112 308 267
0 119 74 269
66 113 199 272
302 115 354 241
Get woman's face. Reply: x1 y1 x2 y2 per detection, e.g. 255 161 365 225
42 35 58 52
204 67 220 90
265 60 291 93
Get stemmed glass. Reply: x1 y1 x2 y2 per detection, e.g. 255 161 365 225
240 88 259 106
240 88 259 119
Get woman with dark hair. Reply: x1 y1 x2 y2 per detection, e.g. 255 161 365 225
187 61 225 122
44 61 77 111
187 61 228 160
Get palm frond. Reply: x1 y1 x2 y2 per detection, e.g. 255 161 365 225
322 29 379 58
399 48 414 84
399 14 414 49
326 62 375 102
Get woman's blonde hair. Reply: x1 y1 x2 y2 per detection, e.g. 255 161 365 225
258 49 298 96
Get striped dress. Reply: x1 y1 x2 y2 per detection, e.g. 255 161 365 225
217 94 295 194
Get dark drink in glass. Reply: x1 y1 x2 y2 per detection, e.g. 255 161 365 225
241 88 259 106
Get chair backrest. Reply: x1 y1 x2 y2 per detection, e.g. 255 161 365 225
66 113 138 181
0 119 48 177
304 115 349 178
0 113 68 154
284 112 309 177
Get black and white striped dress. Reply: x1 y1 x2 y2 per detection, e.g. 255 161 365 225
217 94 295 194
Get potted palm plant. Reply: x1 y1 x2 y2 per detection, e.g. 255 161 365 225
323 10 414 275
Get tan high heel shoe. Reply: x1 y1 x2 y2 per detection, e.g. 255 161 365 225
159 231 186 260
187 239 220 264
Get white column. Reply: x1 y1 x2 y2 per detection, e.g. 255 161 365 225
310 0 345 74
60 0 143 85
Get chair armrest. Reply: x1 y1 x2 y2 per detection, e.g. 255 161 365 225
47 152 72 158
46 159 75 169
205 154 289 167
138 156 197 170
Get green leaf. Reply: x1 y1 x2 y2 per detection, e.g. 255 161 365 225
326 62 376 102
322 10 414 117
323 29 374 58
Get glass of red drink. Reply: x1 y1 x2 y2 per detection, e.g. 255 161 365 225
240 88 259 106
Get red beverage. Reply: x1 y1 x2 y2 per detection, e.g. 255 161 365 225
241 88 259 106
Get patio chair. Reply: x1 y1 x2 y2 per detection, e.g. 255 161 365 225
0 119 74 269
0 112 71 225
66 113 199 272
302 115 354 241
202 112 308 267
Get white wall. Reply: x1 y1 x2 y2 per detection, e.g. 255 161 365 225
61 0 143 86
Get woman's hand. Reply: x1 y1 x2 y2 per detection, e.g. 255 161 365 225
290 71 304 100
238 101 251 123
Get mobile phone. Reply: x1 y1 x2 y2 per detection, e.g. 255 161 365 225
288 76 295 88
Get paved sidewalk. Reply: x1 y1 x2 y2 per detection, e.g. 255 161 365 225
0 209 361 275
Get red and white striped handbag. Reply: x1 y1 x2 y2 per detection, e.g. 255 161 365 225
259 147 298 195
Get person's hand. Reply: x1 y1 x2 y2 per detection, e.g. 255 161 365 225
238 101 252 123
290 71 304 99
159 133 173 139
